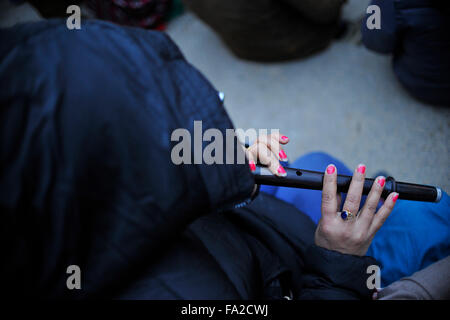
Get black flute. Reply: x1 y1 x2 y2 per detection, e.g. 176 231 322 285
252 166 442 203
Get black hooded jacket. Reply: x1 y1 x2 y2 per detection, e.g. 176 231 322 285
0 20 378 299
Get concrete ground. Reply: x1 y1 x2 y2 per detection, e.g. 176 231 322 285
2 0 449 193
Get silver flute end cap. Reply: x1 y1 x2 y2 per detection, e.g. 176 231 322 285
435 187 442 203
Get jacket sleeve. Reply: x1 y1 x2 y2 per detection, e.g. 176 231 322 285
0 20 255 298
297 245 379 300
361 0 399 54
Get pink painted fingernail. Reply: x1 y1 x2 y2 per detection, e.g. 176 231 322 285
326 165 335 175
392 193 399 203
249 160 256 172
281 136 289 142
277 166 287 176
357 164 366 174
279 149 288 161
377 177 385 188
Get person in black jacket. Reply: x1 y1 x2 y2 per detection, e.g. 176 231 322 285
0 19 398 299
361 0 450 107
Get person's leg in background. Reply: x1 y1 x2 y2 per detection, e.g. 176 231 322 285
282 0 346 25
183 0 345 62
377 256 450 300
367 192 450 287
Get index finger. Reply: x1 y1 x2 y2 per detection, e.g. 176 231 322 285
262 132 290 145
257 133 289 162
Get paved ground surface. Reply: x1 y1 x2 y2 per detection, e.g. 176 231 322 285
2 0 449 193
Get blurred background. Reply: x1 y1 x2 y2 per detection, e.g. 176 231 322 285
1 0 449 192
